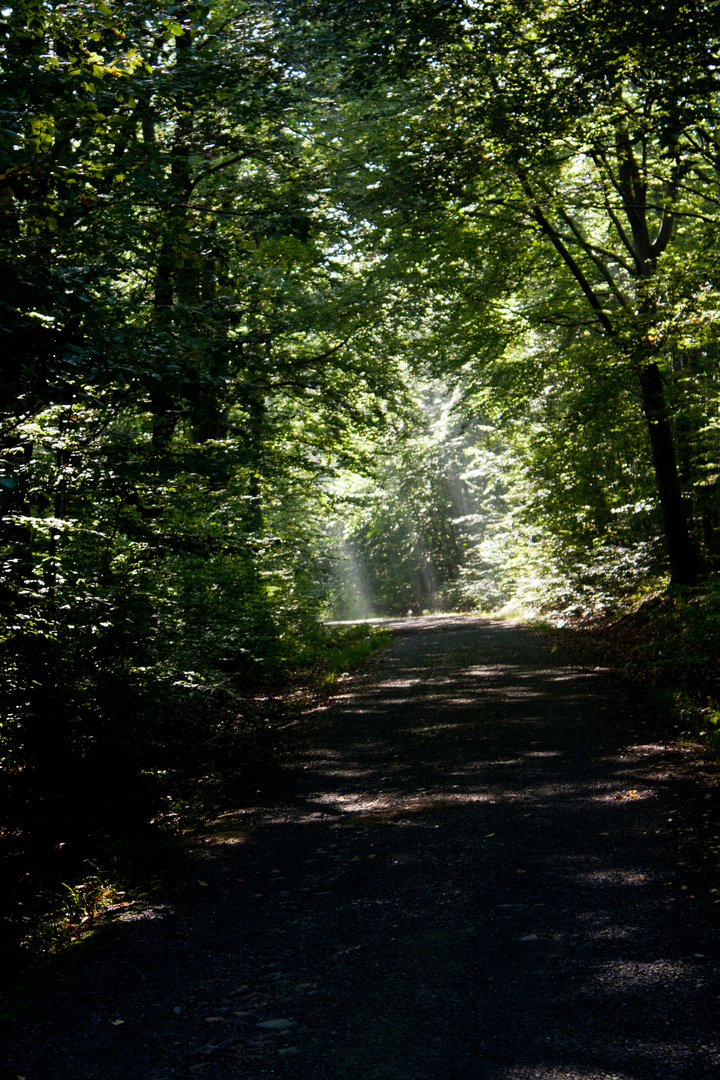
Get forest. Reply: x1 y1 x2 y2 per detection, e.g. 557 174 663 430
3 0 720 966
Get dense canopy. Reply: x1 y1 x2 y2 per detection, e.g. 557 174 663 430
3 0 720 950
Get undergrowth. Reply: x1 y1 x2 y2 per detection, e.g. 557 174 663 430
315 624 390 684
552 578 720 753
0 621 390 1008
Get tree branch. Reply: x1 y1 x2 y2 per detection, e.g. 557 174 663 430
558 212 629 305
613 120 651 266
519 176 615 336
589 149 642 269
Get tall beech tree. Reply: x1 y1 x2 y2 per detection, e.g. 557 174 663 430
306 0 720 585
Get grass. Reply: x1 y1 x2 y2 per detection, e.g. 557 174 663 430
316 624 391 684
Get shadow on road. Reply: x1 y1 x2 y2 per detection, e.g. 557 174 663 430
2 617 719 1080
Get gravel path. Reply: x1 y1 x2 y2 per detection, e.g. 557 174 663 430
2 615 720 1080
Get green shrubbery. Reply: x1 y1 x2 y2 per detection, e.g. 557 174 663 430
0 403 392 972
625 585 720 703
555 583 720 755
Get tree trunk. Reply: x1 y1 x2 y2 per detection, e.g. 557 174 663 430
150 17 194 455
639 361 698 585
244 390 266 533
190 245 229 447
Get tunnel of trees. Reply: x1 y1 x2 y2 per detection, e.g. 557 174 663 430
2 0 720 951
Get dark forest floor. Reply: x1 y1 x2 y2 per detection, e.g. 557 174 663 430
2 614 720 1080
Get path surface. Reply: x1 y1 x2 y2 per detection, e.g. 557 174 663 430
2 616 720 1080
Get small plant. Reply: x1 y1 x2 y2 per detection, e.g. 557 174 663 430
674 692 720 755
23 867 122 954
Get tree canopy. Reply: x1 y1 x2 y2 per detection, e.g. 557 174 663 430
3 0 720 952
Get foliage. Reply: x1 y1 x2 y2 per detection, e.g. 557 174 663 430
307 0 720 588
25 869 123 956
0 0 406 971
623 586 720 703
549 583 720 756
327 387 475 615
327 373 667 619
5 0 720 977
0 613 387 979
315 623 390 683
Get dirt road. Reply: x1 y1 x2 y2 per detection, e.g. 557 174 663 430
2 616 720 1080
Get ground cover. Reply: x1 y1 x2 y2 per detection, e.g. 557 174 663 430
549 585 720 755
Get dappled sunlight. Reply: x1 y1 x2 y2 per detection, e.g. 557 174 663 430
374 677 424 689
628 743 675 753
334 659 615 721
592 788 654 802
500 1070 657 1080
402 722 473 734
583 923 639 942
488 686 548 699
268 726 674 829
243 766 668 830
116 904 174 925
310 789 495 815
312 792 401 812
315 768 378 779
578 869 654 886
67 618 718 1080
589 959 704 990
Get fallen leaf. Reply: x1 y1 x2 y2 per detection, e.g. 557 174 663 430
484 832 495 837
350 855 359 862
598 832 610 836
516 869 526 874
197 879 209 887
368 854 376 859
111 1019 124 1026
236 877 245 883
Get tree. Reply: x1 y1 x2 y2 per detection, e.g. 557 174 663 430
305 0 720 585
329 385 479 615
0 0 413 855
